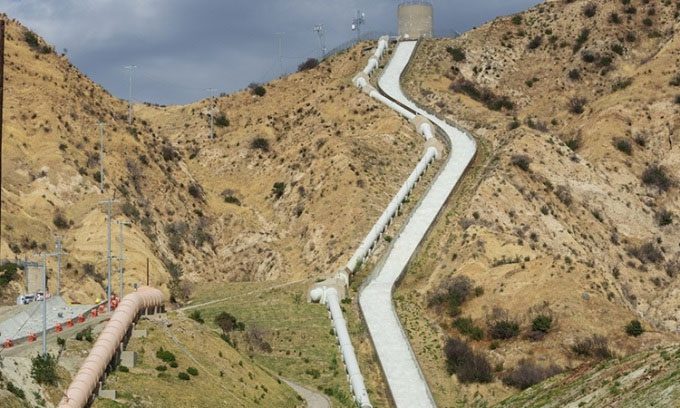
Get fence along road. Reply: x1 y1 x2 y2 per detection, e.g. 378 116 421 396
358 40 477 408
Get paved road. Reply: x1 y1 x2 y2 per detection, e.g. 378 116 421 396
359 40 477 408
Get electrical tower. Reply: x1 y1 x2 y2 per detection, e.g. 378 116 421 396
116 220 130 297
313 24 327 58
206 88 217 140
99 197 116 312
98 122 105 193
124 65 137 124
352 10 366 43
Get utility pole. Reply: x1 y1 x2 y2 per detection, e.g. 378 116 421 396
124 65 137 125
40 251 59 356
116 220 130 297
98 122 105 193
313 24 327 58
206 88 217 140
99 197 115 312
275 32 284 77
55 236 63 297
41 253 47 356
352 10 366 43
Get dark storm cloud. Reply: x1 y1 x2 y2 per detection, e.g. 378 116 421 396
2 0 540 104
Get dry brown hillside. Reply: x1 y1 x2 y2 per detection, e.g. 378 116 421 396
0 14 423 304
393 0 680 405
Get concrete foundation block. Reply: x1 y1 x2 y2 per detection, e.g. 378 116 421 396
131 329 147 338
99 389 116 399
121 350 136 368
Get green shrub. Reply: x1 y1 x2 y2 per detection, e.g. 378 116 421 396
250 137 270 152
178 372 190 381
568 68 581 80
224 195 241 205
608 12 622 24
214 113 229 127
489 319 520 340
272 182 286 199
446 46 466 62
186 367 199 376
449 79 514 111
511 155 531 172
511 15 523 25
670 73 680 86
531 315 553 333
53 211 69 229
614 138 632 155
7 382 26 399
155 365 167 372
453 317 485 340
31 354 58 386
582 3 597 17
656 209 673 226
214 311 245 334
305 368 321 379
189 310 205 324
625 320 644 336
642 164 673 192
568 97 586 114
118 365 129 372
169 361 178 368
0 262 19 286
527 36 542 50
573 28 590 53
250 84 266 97
156 347 176 363
56 337 66 347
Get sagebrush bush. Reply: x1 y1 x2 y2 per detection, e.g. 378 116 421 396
444 337 493 383
189 310 204 323
428 275 474 317
186 367 199 376
214 113 229 127
503 359 562 390
642 164 673 192
582 3 597 17
625 320 644 337
453 317 485 341
31 354 58 386
450 79 514 111
511 154 531 171
614 138 632 155
488 319 520 340
178 372 190 380
568 97 587 114
249 83 266 97
628 242 664 264
53 211 69 229
298 58 319 71
446 46 466 61
571 335 612 359
250 137 270 152
531 314 553 333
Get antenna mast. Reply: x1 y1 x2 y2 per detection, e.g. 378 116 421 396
313 24 327 58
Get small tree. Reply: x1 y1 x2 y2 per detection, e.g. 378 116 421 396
249 83 266 97
31 354 58 386
189 310 204 324
250 137 270 152
625 320 644 337
214 113 229 127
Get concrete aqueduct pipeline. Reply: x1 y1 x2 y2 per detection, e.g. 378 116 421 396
313 35 477 407
58 286 164 408
311 35 446 408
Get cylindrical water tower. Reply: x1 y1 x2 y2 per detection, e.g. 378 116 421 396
398 1 433 39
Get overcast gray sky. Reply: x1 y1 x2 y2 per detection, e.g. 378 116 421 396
2 0 540 105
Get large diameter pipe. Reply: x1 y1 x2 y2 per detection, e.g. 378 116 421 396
346 146 436 272
325 288 372 408
368 89 416 121
58 286 164 408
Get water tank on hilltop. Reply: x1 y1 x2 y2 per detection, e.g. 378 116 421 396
398 1 433 39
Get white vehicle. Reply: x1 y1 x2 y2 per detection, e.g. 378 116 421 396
35 291 45 301
16 293 36 305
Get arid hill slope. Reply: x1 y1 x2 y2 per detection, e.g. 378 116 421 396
392 0 679 405
0 15 422 303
